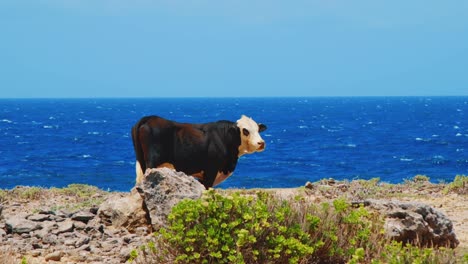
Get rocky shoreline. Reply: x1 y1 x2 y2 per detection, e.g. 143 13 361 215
0 170 467 263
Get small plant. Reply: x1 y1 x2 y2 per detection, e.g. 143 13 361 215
51 184 101 198
444 175 468 195
412 174 430 182
12 186 44 200
0 189 7 202
127 249 139 263
376 241 457 264
50 184 105 211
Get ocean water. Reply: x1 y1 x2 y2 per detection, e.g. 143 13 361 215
0 97 467 191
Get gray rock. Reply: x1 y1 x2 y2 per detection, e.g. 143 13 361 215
136 168 205 229
355 199 460 248
123 234 137 244
75 236 90 248
43 233 59 245
72 210 95 223
33 220 57 239
119 247 132 262
73 220 87 230
45 251 62 261
76 244 91 252
97 190 149 233
5 215 42 234
54 219 74 234
38 210 55 215
64 239 76 246
28 213 51 222
101 239 121 252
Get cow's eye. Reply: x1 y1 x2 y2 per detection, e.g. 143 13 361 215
242 128 250 136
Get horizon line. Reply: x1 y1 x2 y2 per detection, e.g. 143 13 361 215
1 95 468 100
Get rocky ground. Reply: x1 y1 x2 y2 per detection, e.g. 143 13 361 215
266 178 468 253
0 173 466 263
0 185 153 264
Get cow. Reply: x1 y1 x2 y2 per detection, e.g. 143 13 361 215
131 115 267 189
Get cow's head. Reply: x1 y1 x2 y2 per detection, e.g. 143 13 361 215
236 115 267 156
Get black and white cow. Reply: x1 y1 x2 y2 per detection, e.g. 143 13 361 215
131 115 267 188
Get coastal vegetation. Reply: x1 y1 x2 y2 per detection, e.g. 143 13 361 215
130 175 467 264
0 176 466 263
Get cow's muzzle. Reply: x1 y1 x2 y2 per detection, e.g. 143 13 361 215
257 141 265 151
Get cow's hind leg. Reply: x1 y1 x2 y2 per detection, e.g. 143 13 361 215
135 160 145 184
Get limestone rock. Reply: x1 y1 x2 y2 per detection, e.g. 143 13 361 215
355 199 459 248
5 215 42 234
54 219 74 235
98 190 150 233
136 168 205 229
45 251 62 261
71 210 95 223
28 213 51 222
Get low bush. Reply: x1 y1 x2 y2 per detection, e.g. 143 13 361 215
144 189 385 263
444 175 468 195
375 241 458 264
129 188 461 263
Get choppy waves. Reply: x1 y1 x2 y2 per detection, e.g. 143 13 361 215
0 97 467 190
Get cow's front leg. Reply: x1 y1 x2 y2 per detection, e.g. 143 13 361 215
202 168 217 189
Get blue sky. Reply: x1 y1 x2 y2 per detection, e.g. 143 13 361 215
1 1 467 98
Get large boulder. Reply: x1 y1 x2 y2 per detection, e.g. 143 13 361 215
97 168 205 232
355 199 459 248
97 190 150 233
136 168 205 230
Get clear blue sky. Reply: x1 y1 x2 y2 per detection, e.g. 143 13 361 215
1 1 467 98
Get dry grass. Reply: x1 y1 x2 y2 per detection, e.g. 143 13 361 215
0 184 109 213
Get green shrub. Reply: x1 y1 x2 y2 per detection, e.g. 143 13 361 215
128 249 138 263
130 189 461 264
51 184 101 198
444 175 468 195
12 186 44 200
412 175 430 182
0 189 7 202
160 190 316 263
375 241 457 264
156 190 384 263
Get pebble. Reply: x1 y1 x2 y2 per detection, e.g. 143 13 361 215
45 251 62 261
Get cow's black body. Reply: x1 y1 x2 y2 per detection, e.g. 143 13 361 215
131 116 242 188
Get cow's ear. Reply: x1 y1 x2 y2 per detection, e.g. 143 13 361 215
258 123 267 132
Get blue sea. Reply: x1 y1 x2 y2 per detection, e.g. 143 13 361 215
1 97 467 191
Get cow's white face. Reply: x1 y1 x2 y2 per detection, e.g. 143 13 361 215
236 115 267 156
